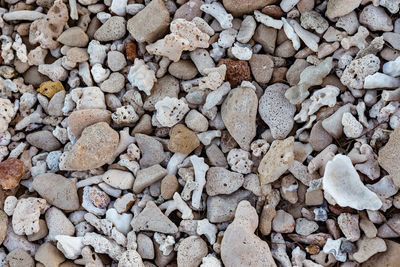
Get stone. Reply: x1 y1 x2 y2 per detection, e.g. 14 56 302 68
258 137 294 188
259 83 296 139
127 0 170 43
259 204 276 235
174 0 203 20
221 86 257 151
253 24 277 54
136 133 166 168
353 236 387 263
221 201 277 267
249 54 274 84
45 207 75 241
33 173 79 211
378 126 400 187
67 109 111 139
161 174 179 200
218 59 251 88
94 16 126 42
359 5 393 32
362 240 400 267
48 90 65 116
143 75 180 111
107 51 126 72
119 250 145 267
185 110 208 132
338 213 360 242
168 124 200 154
12 198 46 236
125 42 138 62
58 27 89 47
27 219 48 242
272 210 295 233
37 81 64 98
326 0 362 19
309 121 332 152
82 186 110 216
102 169 134 190
26 130 61 152
59 122 119 171
131 201 178 234
177 236 208 267
35 243 65 267
133 164 168 194
7 248 34 267
286 59 309 86
137 233 154 260
223 0 274 16
0 211 7 245
0 158 25 189
168 60 198 80
296 218 319 236
66 48 89 63
100 73 125 93
206 167 244 196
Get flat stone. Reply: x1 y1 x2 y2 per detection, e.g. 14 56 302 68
60 122 119 171
326 0 362 19
26 130 61 152
7 248 34 267
102 169 134 190
206 167 244 196
168 60 198 80
359 5 393 32
221 201 277 267
107 51 126 72
174 0 203 20
127 0 170 43
47 90 65 116
378 126 400 187
253 24 277 54
35 243 65 267
168 124 200 154
295 218 319 236
33 173 79 211
259 83 296 139
94 16 126 42
131 201 178 234
135 133 166 168
58 27 89 47
249 54 274 84
45 207 75 241
353 236 387 263
272 210 295 233
309 121 332 152
66 47 89 63
67 109 111 139
338 213 360 242
221 86 257 151
137 233 154 260
223 0 275 16
362 240 400 267
0 158 25 190
133 164 167 194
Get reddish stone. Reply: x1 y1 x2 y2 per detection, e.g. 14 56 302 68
218 58 251 88
262 5 284 19
0 158 25 190
329 204 356 216
125 42 138 62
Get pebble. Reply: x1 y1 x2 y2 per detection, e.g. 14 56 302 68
221 200 277 266
168 124 200 154
125 42 138 62
66 47 89 63
12 198 46 236
26 130 61 152
137 233 154 260
259 204 276 235
272 210 295 233
67 109 111 138
47 90 65 116
309 121 332 152
82 186 110 216
133 164 167 194
127 0 170 43
102 169 134 190
143 75 179 111
362 240 400 267
259 83 296 139
177 236 208 267
185 110 209 132
254 24 277 54
33 173 80 211
338 213 360 242
249 54 274 84
221 86 257 151
58 27 89 47
100 72 125 93
59 122 119 171
223 0 274 16
353 236 387 263
94 16 126 42
378 126 400 187
107 51 127 72
45 207 75 241
0 158 25 189
135 133 166 168
383 32 400 51
6 248 34 267
35 243 65 267
218 59 251 88
359 5 393 32
295 218 319 236
161 174 179 199
37 81 64 98
27 219 48 242
206 167 244 196
326 0 362 19
168 60 198 80
0 211 7 245
132 201 178 234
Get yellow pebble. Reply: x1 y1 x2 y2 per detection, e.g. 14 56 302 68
37 81 64 98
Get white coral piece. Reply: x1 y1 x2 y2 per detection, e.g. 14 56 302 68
128 59 156 96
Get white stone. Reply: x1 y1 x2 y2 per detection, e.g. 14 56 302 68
290 20 320 52
110 0 127 16
159 192 193 220
197 218 217 245
106 208 133 235
155 97 189 127
154 232 175 256
227 149 253 174
254 10 283 29
364 72 400 89
282 18 301 50
88 40 108 65
218 28 237 48
90 63 110 83
128 59 156 96
12 198 46 236
200 2 233 29
383 56 400 77
308 85 340 115
231 43 252 60
342 112 363 138
55 235 84 260
237 16 256 43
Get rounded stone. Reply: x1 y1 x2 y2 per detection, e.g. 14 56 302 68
94 16 126 41
67 109 112 138
168 124 200 154
57 27 89 47
177 236 208 267
26 130 61 152
168 60 198 80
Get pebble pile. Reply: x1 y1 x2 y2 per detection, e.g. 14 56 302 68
1 0 400 266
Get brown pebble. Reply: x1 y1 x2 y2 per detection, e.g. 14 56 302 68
0 158 25 190
306 245 320 255
168 124 200 154
261 5 284 18
218 58 251 88
125 42 138 62
161 174 179 200
271 67 288 83
329 205 356 216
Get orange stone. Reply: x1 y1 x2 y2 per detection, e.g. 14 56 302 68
168 124 200 154
218 58 251 88
125 42 138 62
0 158 25 189
306 245 320 255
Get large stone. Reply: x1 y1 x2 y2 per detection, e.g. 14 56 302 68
362 240 400 267
223 0 275 16
221 201 277 267
131 201 178 234
33 173 80 211
127 0 170 43
59 122 119 171
0 158 25 190
67 109 111 139
6 248 34 267
259 83 296 139
326 0 362 19
221 86 257 151
168 124 200 154
379 126 400 187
